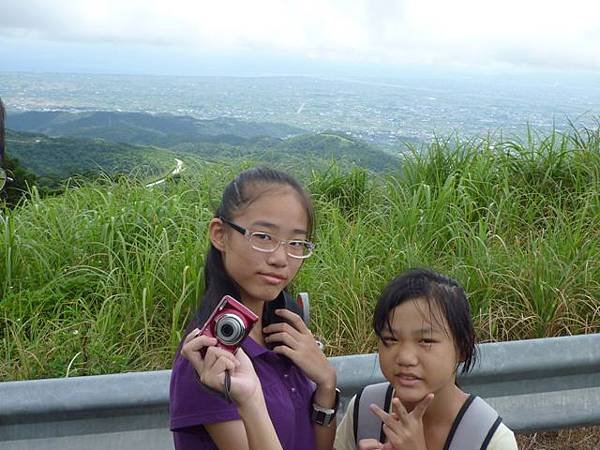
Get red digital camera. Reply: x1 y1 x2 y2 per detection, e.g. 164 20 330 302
199 295 259 356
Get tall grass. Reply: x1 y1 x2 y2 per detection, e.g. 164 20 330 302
1 127 599 381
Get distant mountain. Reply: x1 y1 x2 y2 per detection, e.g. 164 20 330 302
5 129 175 179
7 111 305 148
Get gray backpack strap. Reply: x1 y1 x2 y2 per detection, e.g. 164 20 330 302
353 382 393 445
447 396 503 450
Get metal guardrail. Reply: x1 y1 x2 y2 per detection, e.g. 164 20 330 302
1 333 599 450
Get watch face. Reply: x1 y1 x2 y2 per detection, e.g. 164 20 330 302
311 409 333 426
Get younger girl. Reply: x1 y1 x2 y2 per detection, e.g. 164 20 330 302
170 167 338 450
334 268 518 450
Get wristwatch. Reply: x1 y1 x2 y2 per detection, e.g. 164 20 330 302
311 388 340 427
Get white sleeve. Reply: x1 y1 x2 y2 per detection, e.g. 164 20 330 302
334 395 357 450
487 422 519 450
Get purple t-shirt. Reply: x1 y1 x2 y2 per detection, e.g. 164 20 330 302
169 335 317 450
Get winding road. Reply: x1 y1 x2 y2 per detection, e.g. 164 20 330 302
145 158 184 188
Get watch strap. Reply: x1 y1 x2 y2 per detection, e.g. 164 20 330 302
311 388 340 426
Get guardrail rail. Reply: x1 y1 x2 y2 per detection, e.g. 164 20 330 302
1 333 599 450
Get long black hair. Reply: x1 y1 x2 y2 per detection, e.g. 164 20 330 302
194 167 315 328
373 268 477 374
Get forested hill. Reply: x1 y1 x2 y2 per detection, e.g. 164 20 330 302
5 111 401 180
7 111 305 147
7 127 400 181
5 129 175 179
163 131 400 173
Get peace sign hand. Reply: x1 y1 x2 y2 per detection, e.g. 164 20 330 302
365 393 434 450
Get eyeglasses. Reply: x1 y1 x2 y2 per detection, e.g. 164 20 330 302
220 216 315 259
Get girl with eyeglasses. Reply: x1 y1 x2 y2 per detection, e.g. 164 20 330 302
170 167 338 450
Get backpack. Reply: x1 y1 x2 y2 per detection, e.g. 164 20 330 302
353 382 503 450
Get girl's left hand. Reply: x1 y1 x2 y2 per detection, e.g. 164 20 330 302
263 308 336 388
367 394 434 450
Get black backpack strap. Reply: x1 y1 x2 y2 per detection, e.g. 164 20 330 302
352 386 365 443
446 396 502 450
353 382 393 445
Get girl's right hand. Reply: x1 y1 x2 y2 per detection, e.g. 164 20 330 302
180 329 262 406
358 439 385 450
364 394 434 450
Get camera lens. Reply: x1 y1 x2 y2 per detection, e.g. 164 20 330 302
220 323 234 337
215 313 246 345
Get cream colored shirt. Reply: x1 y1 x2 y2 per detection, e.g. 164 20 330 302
334 395 518 450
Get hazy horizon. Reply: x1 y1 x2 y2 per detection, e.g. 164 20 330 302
2 0 600 77
2 71 599 148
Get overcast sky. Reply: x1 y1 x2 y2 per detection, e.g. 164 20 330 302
1 0 599 76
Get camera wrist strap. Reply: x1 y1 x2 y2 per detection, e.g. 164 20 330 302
223 370 233 403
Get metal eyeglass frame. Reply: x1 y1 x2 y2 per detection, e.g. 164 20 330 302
219 216 314 259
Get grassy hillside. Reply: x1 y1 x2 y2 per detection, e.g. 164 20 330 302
1 127 599 381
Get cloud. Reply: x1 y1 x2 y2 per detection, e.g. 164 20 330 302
1 0 599 71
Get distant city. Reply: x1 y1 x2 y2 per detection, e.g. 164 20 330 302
1 71 599 150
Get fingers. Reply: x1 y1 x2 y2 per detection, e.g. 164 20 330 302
263 311 321 353
183 334 217 353
199 348 239 390
264 309 309 334
264 331 299 349
412 393 434 419
180 329 218 364
368 403 390 423
276 308 308 330
270 344 293 358
381 422 402 444
371 395 432 427
183 328 201 345
358 438 385 450
182 332 238 384
263 321 304 341
183 328 217 351
369 403 402 442
180 327 236 366
389 398 409 422
369 396 432 450
214 353 237 373
235 348 251 365
233 348 258 375
203 345 239 369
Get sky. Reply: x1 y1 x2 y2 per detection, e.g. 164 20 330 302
1 0 600 76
